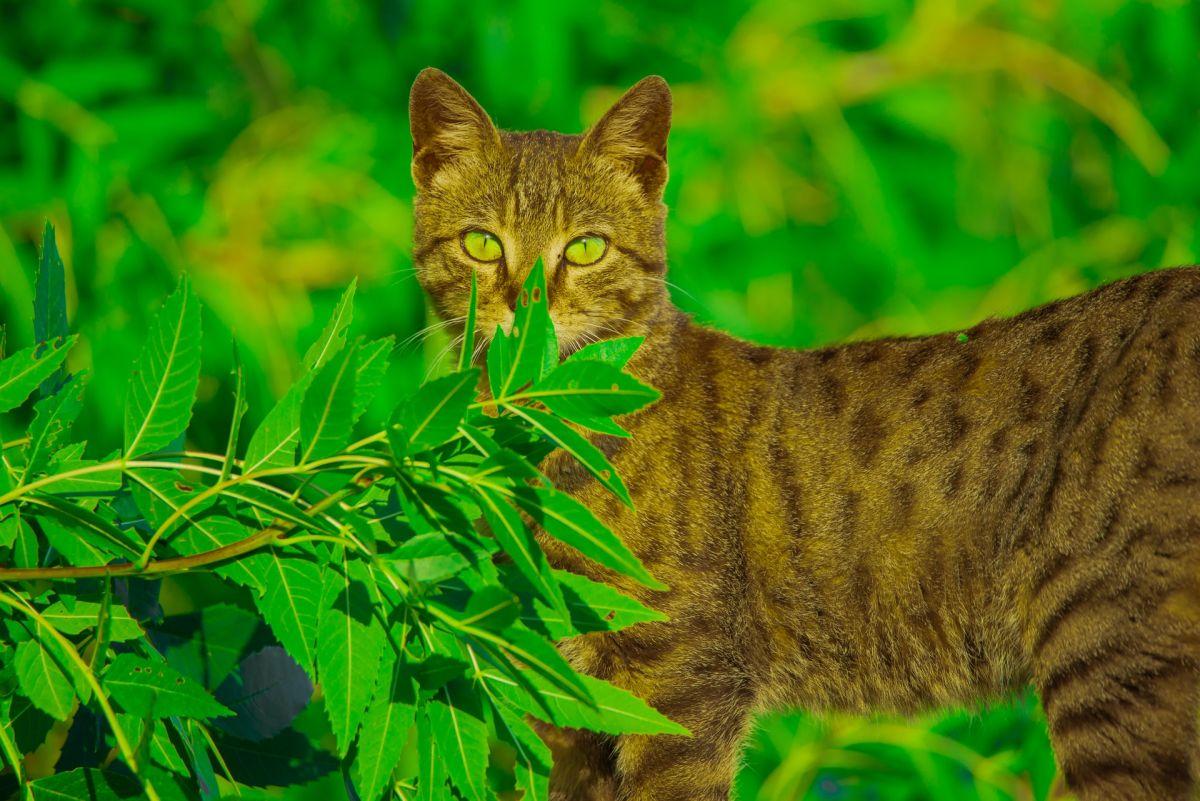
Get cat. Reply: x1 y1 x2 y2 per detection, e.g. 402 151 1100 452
409 67 1200 801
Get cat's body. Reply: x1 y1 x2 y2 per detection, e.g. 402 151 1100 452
409 68 1200 801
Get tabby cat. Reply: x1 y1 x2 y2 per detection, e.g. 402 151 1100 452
409 67 1200 801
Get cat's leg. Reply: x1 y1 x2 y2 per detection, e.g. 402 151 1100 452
1031 530 1200 799
534 722 618 801
612 673 754 801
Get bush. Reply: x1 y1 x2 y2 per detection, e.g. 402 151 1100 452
0 225 681 800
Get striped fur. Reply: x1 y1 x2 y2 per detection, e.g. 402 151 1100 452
411 68 1200 801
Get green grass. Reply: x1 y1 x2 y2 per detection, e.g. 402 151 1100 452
3 0 1197 797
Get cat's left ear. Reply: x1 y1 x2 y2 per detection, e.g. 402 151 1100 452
581 76 672 197
409 67 500 190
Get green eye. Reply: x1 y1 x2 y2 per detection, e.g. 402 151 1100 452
564 235 608 266
462 230 503 262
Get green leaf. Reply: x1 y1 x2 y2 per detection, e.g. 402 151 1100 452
397 368 480 452
415 705 448 801
353 649 418 801
243 378 308 474
44 444 123 494
511 486 664 590
8 508 39 567
223 483 337 535
242 281 357 472
123 278 202 457
248 553 323 675
492 701 551 801
317 557 385 756
103 653 232 719
25 371 87 478
458 270 478 372
489 258 551 399
169 514 265 594
387 532 473 583
565 336 644 368
32 495 142 565
35 222 70 396
127 468 215 536
505 404 631 505
524 359 659 421
300 340 358 463
41 600 143 641
431 585 520 633
554 569 668 633
488 669 688 736
221 343 248 482
302 279 356 371
0 337 76 413
353 336 394 423
14 637 75 721
473 487 564 612
26 768 142 800
426 681 490 801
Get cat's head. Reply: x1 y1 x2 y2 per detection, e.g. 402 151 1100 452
408 67 671 358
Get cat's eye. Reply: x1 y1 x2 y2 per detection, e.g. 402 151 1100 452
462 230 503 263
564 235 608 266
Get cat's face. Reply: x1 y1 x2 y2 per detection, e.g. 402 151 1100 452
408 68 672 359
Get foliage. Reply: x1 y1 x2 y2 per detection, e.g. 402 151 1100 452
0 232 678 799
3 1 1198 798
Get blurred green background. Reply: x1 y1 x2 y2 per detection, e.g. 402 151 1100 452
2 0 1198 798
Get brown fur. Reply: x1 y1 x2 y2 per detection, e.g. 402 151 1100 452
410 67 1200 801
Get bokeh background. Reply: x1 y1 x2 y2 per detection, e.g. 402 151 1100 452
2 0 1198 798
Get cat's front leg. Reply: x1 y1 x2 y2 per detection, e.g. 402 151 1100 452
613 672 755 801
534 720 619 801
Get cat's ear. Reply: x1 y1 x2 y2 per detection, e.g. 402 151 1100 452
581 76 672 197
409 67 500 190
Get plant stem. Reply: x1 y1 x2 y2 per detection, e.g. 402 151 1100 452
0 480 368 582
0 590 161 801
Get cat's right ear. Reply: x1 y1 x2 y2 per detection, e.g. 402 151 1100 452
409 68 499 190
581 76 672 198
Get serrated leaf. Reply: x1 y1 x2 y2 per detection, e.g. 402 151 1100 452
397 368 480 452
27 768 142 800
44 444 123 494
41 600 142 641
247 553 323 675
242 378 308 474
302 280 356 371
169 514 264 594
505 404 631 505
33 496 142 565
415 708 447 801
509 485 664 590
221 343 247 482
430 585 520 633
124 279 202 457
353 649 418 801
474 487 565 613
35 222 70 397
492 701 551 801
353 336 394 423
300 340 358 463
127 468 215 536
426 681 490 801
317 557 385 756
458 271 478 372
0 337 76 413
488 669 688 736
524 359 659 421
25 370 87 478
104 654 231 719
489 259 551 399
565 336 643 368
214 645 312 741
554 569 668 633
14 638 76 721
